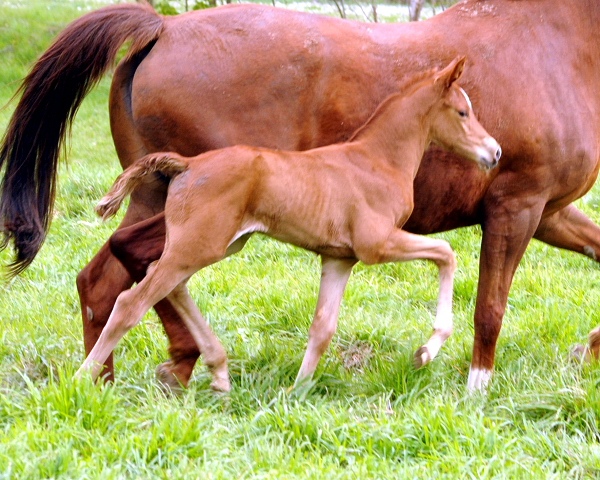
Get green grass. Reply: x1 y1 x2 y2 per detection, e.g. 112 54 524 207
1 0 599 478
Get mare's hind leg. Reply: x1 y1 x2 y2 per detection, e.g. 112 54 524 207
76 242 132 381
110 221 250 387
294 256 357 385
109 214 200 388
534 204 600 361
141 235 250 391
367 229 456 369
76 256 192 380
76 189 179 383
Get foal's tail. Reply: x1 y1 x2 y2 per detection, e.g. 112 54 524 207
96 153 188 221
0 3 164 276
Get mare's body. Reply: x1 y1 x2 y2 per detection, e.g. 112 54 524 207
2 0 600 389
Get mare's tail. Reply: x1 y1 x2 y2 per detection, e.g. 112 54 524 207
0 3 164 276
96 153 188 221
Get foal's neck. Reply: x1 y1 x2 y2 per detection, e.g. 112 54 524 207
350 86 435 178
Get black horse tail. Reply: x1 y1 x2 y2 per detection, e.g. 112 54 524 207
96 153 188 221
0 3 164 276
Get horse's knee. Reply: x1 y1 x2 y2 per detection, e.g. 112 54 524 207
444 243 456 268
475 314 502 347
435 240 456 270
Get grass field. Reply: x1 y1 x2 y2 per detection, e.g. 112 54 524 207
1 0 600 478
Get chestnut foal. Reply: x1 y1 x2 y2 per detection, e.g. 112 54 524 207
77 58 501 389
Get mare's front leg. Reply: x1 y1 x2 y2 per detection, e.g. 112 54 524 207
534 204 600 260
368 230 457 369
294 256 357 385
534 204 600 361
468 192 545 391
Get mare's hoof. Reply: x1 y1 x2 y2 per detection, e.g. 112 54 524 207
570 344 591 365
413 346 431 369
155 361 185 393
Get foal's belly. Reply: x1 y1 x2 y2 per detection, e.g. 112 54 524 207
261 218 356 259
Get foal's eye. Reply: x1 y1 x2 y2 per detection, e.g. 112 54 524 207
458 110 468 118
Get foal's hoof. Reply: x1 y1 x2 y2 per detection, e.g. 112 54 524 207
155 361 185 393
570 344 591 365
413 346 431 369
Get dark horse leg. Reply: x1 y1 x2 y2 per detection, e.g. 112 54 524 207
77 179 198 387
534 204 600 261
109 193 542 392
534 204 600 360
468 187 546 390
76 242 130 382
109 214 200 388
109 213 251 388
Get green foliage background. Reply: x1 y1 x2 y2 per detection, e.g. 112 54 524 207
0 1 599 478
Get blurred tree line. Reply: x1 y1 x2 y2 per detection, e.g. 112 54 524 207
140 0 458 21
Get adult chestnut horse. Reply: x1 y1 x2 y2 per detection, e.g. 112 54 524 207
78 59 500 390
2 0 600 390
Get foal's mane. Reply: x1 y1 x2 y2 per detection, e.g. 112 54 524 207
348 67 438 142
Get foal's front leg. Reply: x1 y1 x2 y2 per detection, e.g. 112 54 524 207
294 255 357 385
374 229 456 369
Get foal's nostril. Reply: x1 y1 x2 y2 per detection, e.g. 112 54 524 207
494 146 502 162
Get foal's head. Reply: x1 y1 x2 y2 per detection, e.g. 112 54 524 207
427 57 501 170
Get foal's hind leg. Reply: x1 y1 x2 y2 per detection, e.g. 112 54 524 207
111 225 250 388
369 229 456 369
110 214 201 388
167 282 230 392
143 235 251 391
77 185 174 382
295 256 356 385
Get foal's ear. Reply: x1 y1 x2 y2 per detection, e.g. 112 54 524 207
435 56 467 89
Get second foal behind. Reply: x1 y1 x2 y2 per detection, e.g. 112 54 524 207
77 57 501 390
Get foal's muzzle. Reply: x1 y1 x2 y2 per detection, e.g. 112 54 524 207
477 137 501 170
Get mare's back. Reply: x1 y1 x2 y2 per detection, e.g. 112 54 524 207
130 1 600 168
